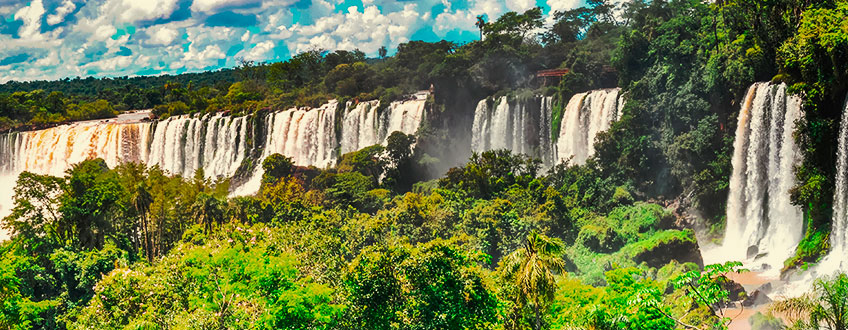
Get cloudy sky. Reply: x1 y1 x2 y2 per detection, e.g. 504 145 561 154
0 0 583 82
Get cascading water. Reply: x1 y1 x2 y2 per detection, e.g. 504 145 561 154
718 82 803 272
821 95 848 272
0 93 430 239
340 91 428 154
147 114 249 179
471 95 556 165
556 88 623 165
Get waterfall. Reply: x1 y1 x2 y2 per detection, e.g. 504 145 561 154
146 114 248 179
235 93 428 195
0 93 430 239
340 92 428 154
556 88 622 165
470 95 555 164
823 95 848 271
720 82 803 271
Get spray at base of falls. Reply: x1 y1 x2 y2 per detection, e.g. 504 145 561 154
470 88 622 167
709 82 803 275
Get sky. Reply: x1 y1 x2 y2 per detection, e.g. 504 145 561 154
0 0 585 83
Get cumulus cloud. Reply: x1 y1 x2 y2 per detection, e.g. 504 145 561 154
146 25 180 46
0 0 574 82
46 0 76 26
14 0 45 41
110 0 180 23
191 0 263 14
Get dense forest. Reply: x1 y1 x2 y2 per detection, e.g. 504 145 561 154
2 0 848 329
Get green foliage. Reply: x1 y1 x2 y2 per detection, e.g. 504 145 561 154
344 239 497 330
671 261 746 328
72 224 344 329
440 150 541 199
261 153 295 187
771 273 848 330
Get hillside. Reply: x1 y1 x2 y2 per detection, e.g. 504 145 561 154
2 1 848 329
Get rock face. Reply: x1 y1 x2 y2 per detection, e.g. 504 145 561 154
719 276 747 301
742 290 772 307
631 231 705 268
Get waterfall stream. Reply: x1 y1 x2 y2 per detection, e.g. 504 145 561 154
717 82 803 273
556 88 623 165
470 89 622 167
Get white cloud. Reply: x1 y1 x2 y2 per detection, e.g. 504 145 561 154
191 0 262 14
147 25 180 46
240 40 273 61
46 0 76 26
181 44 225 68
547 0 582 13
287 4 423 55
505 0 536 12
14 0 45 41
107 0 179 23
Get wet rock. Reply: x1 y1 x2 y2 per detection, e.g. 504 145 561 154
747 245 759 259
756 282 773 294
742 290 772 307
718 276 746 301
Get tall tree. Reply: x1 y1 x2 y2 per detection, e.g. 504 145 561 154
503 232 567 330
131 182 153 260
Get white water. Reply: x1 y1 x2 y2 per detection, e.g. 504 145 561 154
712 82 803 274
556 88 623 165
340 91 428 154
818 95 848 273
470 95 556 165
0 94 429 239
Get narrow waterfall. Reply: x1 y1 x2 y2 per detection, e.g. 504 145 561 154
824 95 848 271
340 91 428 154
556 88 622 165
721 82 803 271
471 95 555 165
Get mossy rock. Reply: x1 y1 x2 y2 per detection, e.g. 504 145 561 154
623 229 704 268
577 224 625 253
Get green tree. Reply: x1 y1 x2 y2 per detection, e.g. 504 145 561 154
262 153 295 187
131 183 153 261
502 231 567 330
191 193 224 233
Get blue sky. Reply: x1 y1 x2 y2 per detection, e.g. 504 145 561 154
0 0 584 82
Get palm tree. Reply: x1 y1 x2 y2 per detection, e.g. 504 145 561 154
503 231 567 330
131 183 153 261
771 273 848 330
476 15 487 40
192 193 224 234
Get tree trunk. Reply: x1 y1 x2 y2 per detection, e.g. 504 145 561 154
534 295 541 330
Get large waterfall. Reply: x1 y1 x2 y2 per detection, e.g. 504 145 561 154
471 95 555 165
556 88 623 165
719 82 803 272
0 94 429 231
